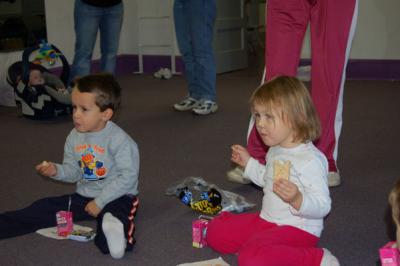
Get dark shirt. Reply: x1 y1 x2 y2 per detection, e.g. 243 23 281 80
82 0 122 8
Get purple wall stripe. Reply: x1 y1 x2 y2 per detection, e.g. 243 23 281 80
299 58 400 81
53 55 400 81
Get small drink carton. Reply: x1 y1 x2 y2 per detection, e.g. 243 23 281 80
380 241 400 266
56 211 73 237
192 218 208 248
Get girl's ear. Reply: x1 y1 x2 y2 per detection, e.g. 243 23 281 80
102 108 114 121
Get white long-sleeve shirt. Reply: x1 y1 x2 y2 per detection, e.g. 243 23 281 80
244 142 331 237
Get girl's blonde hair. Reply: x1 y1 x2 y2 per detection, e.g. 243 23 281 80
250 75 320 143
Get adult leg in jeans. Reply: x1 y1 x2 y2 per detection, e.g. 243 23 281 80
173 0 216 101
174 0 198 100
69 0 101 83
99 2 123 74
188 0 216 101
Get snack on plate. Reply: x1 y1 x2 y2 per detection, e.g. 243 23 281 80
67 229 96 242
273 160 291 181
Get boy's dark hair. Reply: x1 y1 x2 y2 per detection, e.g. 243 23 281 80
74 73 122 112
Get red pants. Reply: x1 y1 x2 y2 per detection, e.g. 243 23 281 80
205 212 323 266
248 0 358 171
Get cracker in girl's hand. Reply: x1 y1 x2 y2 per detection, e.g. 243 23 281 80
273 160 291 181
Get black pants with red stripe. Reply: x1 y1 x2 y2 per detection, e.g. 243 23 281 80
0 193 139 254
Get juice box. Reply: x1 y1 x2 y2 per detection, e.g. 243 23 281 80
380 241 400 266
192 218 208 248
56 211 73 237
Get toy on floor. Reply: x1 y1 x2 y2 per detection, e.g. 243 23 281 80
179 187 222 215
165 177 255 215
33 40 61 66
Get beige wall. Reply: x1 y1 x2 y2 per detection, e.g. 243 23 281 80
351 0 400 60
45 0 400 62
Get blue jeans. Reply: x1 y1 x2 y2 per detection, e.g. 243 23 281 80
174 0 216 102
70 0 123 83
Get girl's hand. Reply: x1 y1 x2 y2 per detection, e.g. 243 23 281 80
35 161 57 177
273 179 303 210
231 144 251 168
85 200 101 218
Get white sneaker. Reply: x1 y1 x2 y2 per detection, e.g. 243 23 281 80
192 100 218 115
153 68 164 79
227 167 251 184
320 248 340 266
162 68 172 79
154 68 173 79
174 97 200 111
328 172 341 187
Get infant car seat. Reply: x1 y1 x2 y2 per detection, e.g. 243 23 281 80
6 42 71 119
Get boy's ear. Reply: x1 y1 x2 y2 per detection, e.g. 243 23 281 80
102 108 114 121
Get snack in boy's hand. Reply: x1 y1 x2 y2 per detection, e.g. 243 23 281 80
41 161 49 167
273 160 291 181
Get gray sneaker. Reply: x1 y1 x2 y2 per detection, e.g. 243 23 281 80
321 248 340 266
174 97 200 111
192 100 218 115
227 167 251 184
328 171 341 187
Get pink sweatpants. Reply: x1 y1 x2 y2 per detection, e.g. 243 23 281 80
248 0 358 171
205 212 323 266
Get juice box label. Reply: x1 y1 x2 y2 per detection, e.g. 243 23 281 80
56 211 73 237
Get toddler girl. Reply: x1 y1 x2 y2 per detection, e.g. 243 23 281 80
205 76 338 266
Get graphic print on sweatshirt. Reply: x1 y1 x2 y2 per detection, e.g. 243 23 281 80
77 144 107 181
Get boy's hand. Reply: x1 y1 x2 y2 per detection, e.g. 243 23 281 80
85 200 101 217
273 179 303 210
231 144 251 168
35 161 57 177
